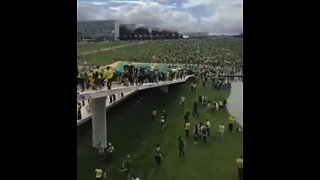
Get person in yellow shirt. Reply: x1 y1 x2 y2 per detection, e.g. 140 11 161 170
228 116 235 132
236 156 243 180
86 69 93 89
105 66 114 90
95 168 103 180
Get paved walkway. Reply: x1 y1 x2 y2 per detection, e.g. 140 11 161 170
226 80 243 127
77 75 194 126
77 90 136 126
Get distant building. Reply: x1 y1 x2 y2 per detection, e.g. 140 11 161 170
77 20 119 41
77 32 83 42
182 35 190 39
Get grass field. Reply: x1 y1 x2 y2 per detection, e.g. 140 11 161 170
77 78 243 180
77 41 130 54
78 41 165 65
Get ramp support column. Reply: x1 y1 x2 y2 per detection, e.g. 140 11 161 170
91 97 107 148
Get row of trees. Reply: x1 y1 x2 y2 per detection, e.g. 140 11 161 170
119 25 183 40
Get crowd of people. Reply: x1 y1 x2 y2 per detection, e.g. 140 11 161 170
77 63 193 92
127 40 243 74
86 39 243 180
78 39 243 92
93 82 242 180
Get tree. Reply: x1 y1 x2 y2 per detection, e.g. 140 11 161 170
133 27 150 40
159 30 174 39
173 31 179 39
119 25 133 40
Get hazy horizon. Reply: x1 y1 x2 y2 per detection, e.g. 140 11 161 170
77 0 243 35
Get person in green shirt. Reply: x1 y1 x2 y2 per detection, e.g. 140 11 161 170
121 155 133 179
79 70 87 91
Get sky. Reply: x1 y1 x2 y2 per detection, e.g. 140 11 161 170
77 0 243 35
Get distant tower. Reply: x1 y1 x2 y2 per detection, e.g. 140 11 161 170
114 21 120 41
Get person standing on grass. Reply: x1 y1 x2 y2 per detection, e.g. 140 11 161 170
154 144 162 165
193 124 199 143
193 101 199 118
121 155 133 179
198 95 202 104
152 110 157 121
160 116 166 131
97 142 105 156
219 124 225 137
202 125 208 143
223 99 227 108
184 109 190 123
207 101 211 110
95 168 103 180
193 83 197 93
106 142 115 162
180 96 185 108
219 100 223 109
161 110 167 121
199 122 205 141
131 174 140 180
206 119 211 136
202 96 207 107
215 101 219 111
211 101 216 112
228 116 235 132
237 156 243 180
178 137 185 157
185 121 190 136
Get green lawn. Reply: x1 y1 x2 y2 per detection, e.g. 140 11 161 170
77 41 130 54
77 78 243 180
78 41 167 65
